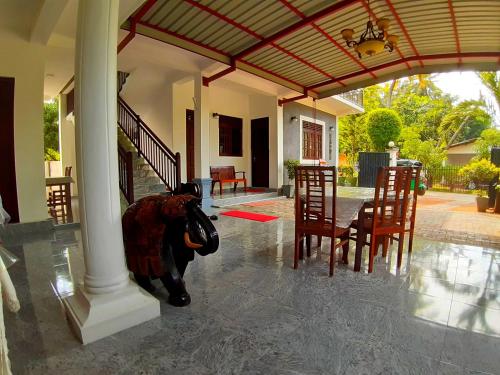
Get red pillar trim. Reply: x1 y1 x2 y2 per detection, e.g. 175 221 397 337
233 0 359 60
384 0 424 67
278 93 308 106
447 0 462 64
306 52 500 91
202 66 236 86
359 0 411 70
183 0 337 81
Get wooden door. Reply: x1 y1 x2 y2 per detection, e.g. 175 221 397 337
186 109 195 182
251 117 269 188
0 77 19 222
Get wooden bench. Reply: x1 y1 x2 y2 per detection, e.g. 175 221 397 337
210 166 247 195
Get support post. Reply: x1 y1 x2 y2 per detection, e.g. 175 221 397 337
63 0 159 345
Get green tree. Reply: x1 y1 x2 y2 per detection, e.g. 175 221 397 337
366 108 402 151
477 72 500 109
474 128 500 160
399 127 446 169
438 100 492 146
44 100 59 161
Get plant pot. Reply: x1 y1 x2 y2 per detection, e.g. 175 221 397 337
282 185 295 198
476 196 489 212
417 187 426 196
495 191 500 214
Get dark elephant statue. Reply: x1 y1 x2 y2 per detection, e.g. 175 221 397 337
122 188 219 307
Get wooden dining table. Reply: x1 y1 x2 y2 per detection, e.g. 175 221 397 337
300 185 377 272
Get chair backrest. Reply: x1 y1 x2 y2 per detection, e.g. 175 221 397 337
64 166 72 177
295 165 337 227
372 166 413 230
210 166 235 180
407 166 422 223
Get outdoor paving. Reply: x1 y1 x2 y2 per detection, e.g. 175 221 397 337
233 190 500 249
2 209 500 374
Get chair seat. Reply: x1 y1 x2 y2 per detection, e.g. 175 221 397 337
350 218 404 232
297 221 349 237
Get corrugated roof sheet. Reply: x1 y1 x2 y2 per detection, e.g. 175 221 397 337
130 0 500 98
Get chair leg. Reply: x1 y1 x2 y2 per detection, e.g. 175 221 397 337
233 182 238 192
368 234 377 273
211 181 215 195
219 182 223 195
299 235 304 260
294 232 300 269
408 223 415 253
329 239 336 277
397 232 406 268
341 230 350 264
244 179 247 192
306 235 311 257
382 236 389 258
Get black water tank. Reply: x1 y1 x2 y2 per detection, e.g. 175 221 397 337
358 152 390 187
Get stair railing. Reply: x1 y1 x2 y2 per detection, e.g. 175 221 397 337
118 143 135 204
118 96 181 193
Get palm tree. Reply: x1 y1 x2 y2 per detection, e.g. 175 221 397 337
477 72 500 109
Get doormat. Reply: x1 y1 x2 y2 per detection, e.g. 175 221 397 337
221 210 278 222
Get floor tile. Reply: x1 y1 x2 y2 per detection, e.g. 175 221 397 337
447 301 500 337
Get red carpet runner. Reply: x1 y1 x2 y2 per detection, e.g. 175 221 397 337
221 210 278 222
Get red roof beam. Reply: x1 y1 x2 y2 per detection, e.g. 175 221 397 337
359 0 411 70
384 0 424 67
306 52 500 91
118 0 158 53
203 66 236 87
447 0 462 64
278 93 308 106
233 0 360 60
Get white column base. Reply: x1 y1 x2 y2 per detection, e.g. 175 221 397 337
63 280 160 344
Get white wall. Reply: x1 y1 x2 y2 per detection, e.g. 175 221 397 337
172 80 194 182
0 30 48 223
59 93 78 196
209 85 251 182
120 65 172 148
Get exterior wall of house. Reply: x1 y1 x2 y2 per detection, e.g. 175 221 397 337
59 93 78 196
447 154 473 165
209 85 251 183
172 80 194 182
120 66 172 148
282 102 337 184
0 30 48 223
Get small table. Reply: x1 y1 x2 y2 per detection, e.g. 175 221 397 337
46 176 74 223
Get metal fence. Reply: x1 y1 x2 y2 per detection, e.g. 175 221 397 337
337 89 363 108
424 165 470 193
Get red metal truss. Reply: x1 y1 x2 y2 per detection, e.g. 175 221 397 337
359 0 411 70
384 0 424 67
447 0 462 64
306 52 500 91
184 0 336 81
118 0 158 53
278 93 308 106
203 66 236 86
233 0 359 60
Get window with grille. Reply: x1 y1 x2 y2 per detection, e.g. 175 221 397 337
302 121 322 160
219 115 243 157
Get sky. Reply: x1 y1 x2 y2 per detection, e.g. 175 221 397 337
433 71 500 127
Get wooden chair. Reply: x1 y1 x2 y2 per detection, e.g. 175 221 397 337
294 166 350 276
349 166 413 273
388 166 422 254
47 166 73 224
210 166 246 195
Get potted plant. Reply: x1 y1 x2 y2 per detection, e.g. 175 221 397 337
459 159 499 212
283 159 300 198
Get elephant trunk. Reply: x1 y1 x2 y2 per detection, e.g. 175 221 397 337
186 201 219 256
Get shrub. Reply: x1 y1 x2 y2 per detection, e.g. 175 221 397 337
459 159 499 190
284 159 300 182
45 147 60 161
366 108 402 151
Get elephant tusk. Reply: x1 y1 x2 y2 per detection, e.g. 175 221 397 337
184 231 203 249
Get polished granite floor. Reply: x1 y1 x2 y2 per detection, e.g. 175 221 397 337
2 213 500 375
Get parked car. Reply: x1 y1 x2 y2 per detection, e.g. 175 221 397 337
397 159 427 195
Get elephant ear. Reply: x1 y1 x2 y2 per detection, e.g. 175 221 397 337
186 202 219 256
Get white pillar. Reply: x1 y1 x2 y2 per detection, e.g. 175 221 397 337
193 74 213 208
63 0 159 344
193 74 210 178
276 104 284 188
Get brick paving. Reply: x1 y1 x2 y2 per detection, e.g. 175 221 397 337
228 191 500 249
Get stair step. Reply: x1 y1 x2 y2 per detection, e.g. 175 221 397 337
134 176 161 185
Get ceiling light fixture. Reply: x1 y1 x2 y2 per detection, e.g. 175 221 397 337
340 1 399 58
